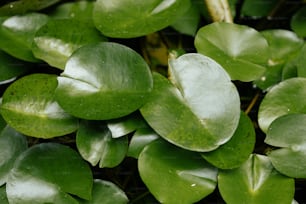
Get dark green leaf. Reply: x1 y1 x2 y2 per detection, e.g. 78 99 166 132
195 22 268 81
258 77 306 133
241 0 278 17
0 13 48 62
55 42 153 120
0 74 78 138
254 63 283 91
32 19 106 69
0 114 6 131
79 179 128 204
0 186 9 204
218 154 295 204
138 139 218 204
265 114 306 178
291 6 306 37
201 112 255 169
141 54 240 151
76 121 128 168
6 143 93 203
93 0 191 38
0 126 27 186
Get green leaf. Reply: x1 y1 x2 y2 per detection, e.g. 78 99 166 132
76 120 128 168
195 22 268 82
0 74 78 138
0 114 6 131
49 1 94 25
295 44 306 78
0 186 9 204
201 112 255 169
138 139 218 204
0 51 31 84
32 19 106 69
79 179 128 204
127 127 159 158
6 143 93 204
265 114 306 178
55 42 153 120
241 0 278 17
291 6 306 37
141 54 240 152
218 154 295 204
0 13 48 62
0 0 60 16
258 77 306 133
93 0 191 38
107 112 147 138
0 126 27 186
254 63 283 91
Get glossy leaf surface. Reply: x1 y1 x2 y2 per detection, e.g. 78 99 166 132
218 154 295 204
258 77 306 133
127 127 159 158
55 42 153 120
201 112 255 169
291 6 306 37
195 22 268 81
138 139 218 204
0 126 27 186
6 143 93 204
32 19 106 69
76 121 128 168
0 74 78 138
265 114 306 178
0 13 48 62
79 179 128 204
93 0 190 38
141 54 240 151
0 51 31 84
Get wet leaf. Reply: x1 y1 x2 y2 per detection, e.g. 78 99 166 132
138 139 218 204
0 74 78 138
55 42 153 120
6 143 93 204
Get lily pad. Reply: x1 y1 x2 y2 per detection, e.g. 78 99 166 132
138 139 218 204
258 77 306 133
79 179 128 204
32 19 106 69
0 13 48 62
141 54 240 152
265 114 306 178
0 74 78 138
55 42 153 120
76 120 128 168
291 6 306 37
0 126 27 186
218 154 295 204
201 112 255 169
93 0 191 38
195 22 268 81
6 143 93 204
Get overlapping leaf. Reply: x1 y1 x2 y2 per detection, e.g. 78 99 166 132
0 74 78 138
138 139 218 204
141 54 240 151
6 143 93 204
55 42 153 120
291 6 306 37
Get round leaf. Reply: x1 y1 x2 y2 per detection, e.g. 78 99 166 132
218 154 295 204
141 54 240 152
138 139 218 204
291 6 306 37
258 77 306 133
201 111 255 169
195 22 268 81
79 179 128 204
0 74 78 138
76 121 128 168
265 114 306 178
0 126 27 186
0 13 48 62
55 42 153 120
93 0 191 38
6 143 93 204
32 19 106 69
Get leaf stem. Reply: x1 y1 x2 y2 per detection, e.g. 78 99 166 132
204 0 233 23
245 92 260 114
